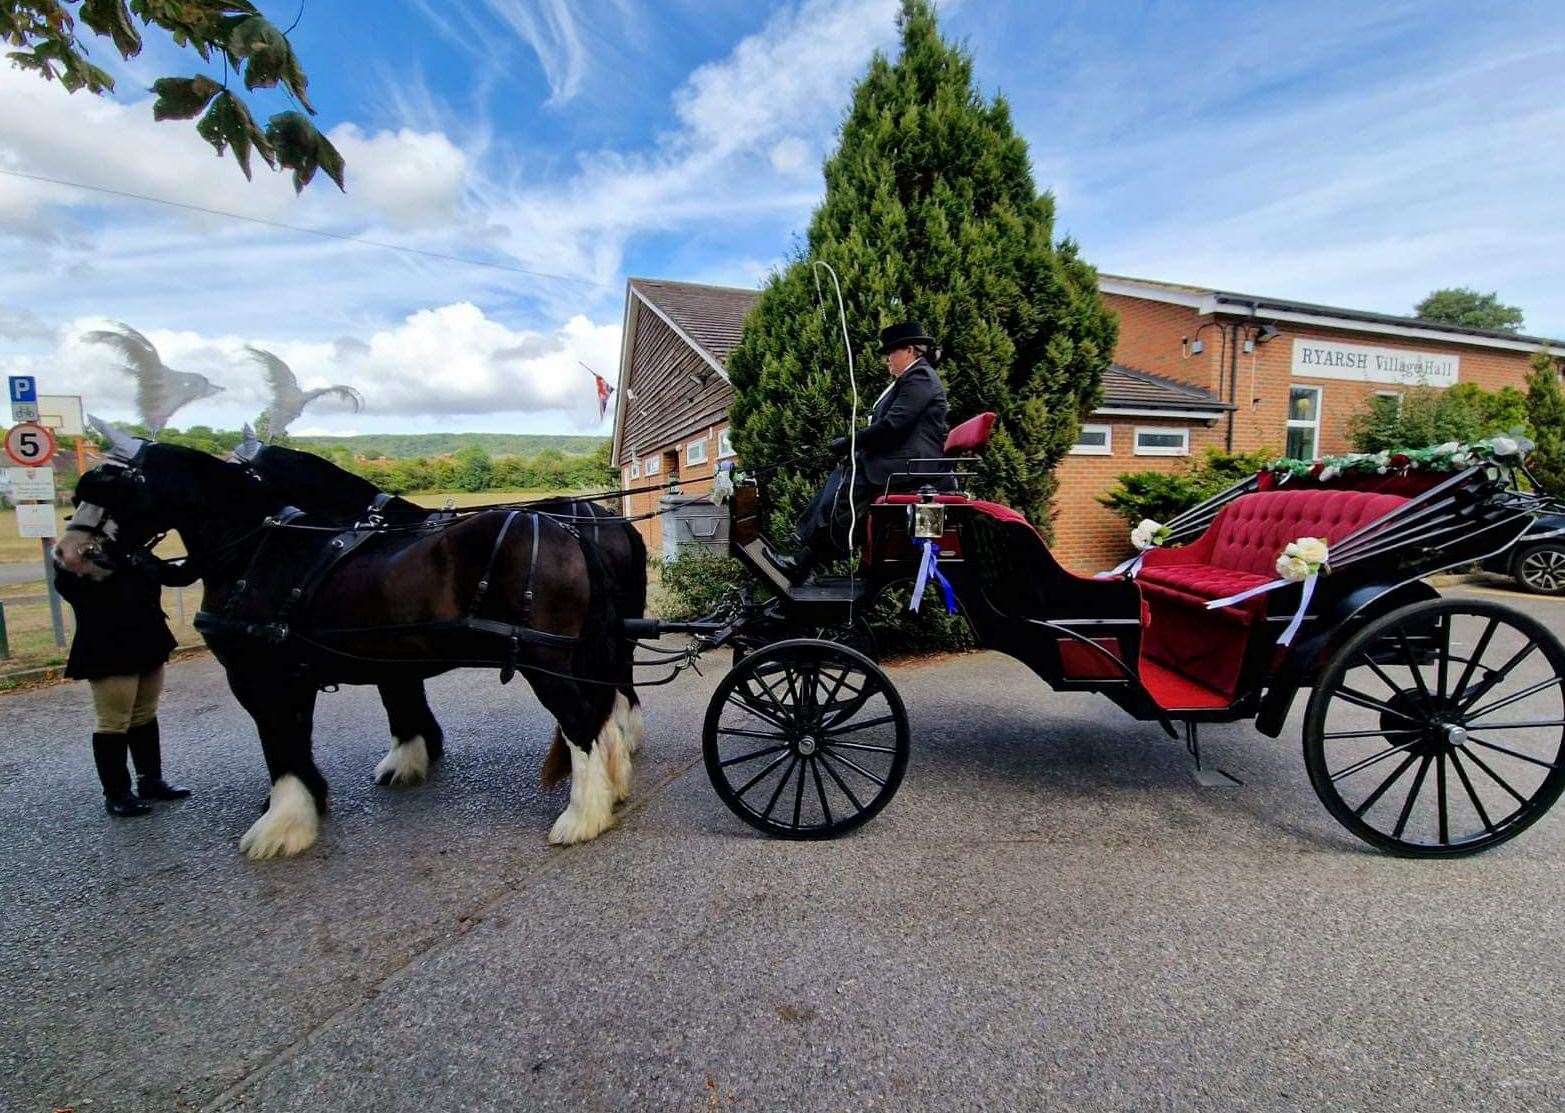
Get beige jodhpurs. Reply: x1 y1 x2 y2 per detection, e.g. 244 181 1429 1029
89 666 165 734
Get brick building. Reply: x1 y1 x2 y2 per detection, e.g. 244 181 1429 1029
611 275 1563 570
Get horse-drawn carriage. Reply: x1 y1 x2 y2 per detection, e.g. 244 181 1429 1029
658 415 1565 857
60 417 1565 859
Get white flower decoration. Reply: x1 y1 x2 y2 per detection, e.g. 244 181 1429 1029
1131 518 1167 551
1288 537 1329 566
1490 435 1519 457
1276 554 1312 582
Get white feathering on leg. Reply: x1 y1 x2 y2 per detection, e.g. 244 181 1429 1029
239 773 320 859
548 731 618 845
624 697 646 757
374 735 430 786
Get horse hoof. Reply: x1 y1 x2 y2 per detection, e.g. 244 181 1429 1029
548 806 617 846
373 736 430 787
240 774 320 859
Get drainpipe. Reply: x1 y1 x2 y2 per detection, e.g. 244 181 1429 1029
1225 301 1257 451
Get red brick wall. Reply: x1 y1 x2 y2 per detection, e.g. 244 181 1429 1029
621 422 735 558
1101 292 1219 391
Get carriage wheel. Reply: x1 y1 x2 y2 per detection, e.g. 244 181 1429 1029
704 638 909 839
1304 598 1565 857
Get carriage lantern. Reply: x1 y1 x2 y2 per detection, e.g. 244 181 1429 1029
911 487 946 540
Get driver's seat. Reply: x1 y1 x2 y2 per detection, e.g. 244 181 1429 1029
945 412 997 455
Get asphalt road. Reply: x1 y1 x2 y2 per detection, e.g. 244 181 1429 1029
2 587 1563 1113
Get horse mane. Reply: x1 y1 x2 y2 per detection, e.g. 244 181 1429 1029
250 445 424 522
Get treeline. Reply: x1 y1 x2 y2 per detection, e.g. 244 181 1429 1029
95 425 616 495
116 425 605 460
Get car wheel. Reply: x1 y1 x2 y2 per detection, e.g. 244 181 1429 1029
1513 542 1565 595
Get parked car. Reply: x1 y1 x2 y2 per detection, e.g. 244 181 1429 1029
1483 502 1565 594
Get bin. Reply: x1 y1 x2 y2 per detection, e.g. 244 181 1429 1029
660 494 730 560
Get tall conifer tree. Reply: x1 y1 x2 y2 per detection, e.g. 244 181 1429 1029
727 0 1116 536
1526 349 1565 494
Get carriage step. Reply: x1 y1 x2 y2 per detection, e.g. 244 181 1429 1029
737 541 870 604
1192 766 1243 789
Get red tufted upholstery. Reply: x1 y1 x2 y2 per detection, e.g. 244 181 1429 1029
944 412 997 455
1135 488 1409 710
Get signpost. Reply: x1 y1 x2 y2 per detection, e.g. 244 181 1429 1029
7 376 66 647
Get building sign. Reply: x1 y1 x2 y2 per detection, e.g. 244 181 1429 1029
1291 338 1459 387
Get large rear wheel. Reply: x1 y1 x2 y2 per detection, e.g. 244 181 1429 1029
1304 599 1565 856
704 639 909 839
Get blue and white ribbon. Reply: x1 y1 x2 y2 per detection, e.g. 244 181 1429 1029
909 539 959 614
1204 572 1319 646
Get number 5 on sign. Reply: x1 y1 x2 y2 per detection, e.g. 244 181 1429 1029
4 422 56 467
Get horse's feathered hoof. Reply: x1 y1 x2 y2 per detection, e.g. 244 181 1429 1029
240 774 320 859
548 805 617 845
373 736 430 787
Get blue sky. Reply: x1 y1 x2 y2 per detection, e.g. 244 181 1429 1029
1 0 1561 435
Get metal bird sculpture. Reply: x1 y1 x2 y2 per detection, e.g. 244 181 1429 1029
247 345 364 440
81 322 225 433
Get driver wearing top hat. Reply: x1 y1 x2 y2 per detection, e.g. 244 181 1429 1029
770 320 952 583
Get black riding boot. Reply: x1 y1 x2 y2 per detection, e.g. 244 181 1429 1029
764 542 817 586
128 720 191 801
93 733 151 817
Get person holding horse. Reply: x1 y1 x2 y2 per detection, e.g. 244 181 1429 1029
769 320 953 583
53 515 193 817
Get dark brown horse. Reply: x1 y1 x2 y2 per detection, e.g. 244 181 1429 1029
56 426 635 859
229 437 649 788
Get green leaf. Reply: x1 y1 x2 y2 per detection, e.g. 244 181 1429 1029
79 0 142 57
221 13 314 112
265 111 344 193
196 90 275 180
150 73 222 120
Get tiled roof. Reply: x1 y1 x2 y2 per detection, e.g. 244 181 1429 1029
1099 363 1231 412
629 278 760 369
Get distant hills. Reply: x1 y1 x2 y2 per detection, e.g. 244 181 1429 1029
287 433 608 459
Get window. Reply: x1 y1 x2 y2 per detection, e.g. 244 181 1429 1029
1070 424 1112 455
1374 390 1403 414
687 437 708 465
644 454 660 476
1286 385 1323 460
629 459 641 479
1133 427 1189 456
718 427 736 458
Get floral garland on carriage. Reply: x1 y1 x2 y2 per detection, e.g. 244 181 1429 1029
1261 433 1535 485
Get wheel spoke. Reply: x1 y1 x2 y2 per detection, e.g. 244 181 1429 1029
1397 632 1433 706
817 751 865 811
1457 718 1565 731
719 743 790 769
1436 752 1449 845
1336 686 1419 721
1457 641 1538 712
748 669 794 718
1392 753 1434 839
1354 752 1419 817
1466 736 1561 770
1461 747 1530 807
1449 751 1495 833
1452 616 1500 699
1464 675 1564 722
1360 652 1409 699
826 740 899 755
1330 738 1424 782
717 727 787 741
1322 727 1423 741
821 749 886 788
726 694 790 732
823 714 898 737
1436 615 1452 699
760 756 799 820
810 757 834 827
734 751 793 799
791 756 807 828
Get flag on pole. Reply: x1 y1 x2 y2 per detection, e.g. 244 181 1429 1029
594 372 614 419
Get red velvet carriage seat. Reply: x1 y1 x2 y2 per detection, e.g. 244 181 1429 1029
1136 488 1409 709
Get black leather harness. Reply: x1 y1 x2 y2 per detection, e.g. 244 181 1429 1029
195 504 577 684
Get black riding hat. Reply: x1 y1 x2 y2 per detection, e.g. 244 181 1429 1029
878 321 934 354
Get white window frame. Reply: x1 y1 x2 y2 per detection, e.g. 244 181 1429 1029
644 454 660 476
629 459 641 479
1286 384 1324 461
686 437 708 465
1133 427 1190 457
1373 389 1402 414
718 428 736 459
1069 423 1113 456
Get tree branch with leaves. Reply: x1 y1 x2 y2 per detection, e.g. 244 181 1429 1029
1 0 344 191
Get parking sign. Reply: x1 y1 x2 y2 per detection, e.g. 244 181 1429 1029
8 376 37 423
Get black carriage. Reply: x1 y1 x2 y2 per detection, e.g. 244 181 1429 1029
662 416 1565 856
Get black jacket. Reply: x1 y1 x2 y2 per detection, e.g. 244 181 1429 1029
852 357 950 488
54 564 177 680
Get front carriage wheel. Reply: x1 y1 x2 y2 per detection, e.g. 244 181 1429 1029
1304 599 1565 857
703 639 909 839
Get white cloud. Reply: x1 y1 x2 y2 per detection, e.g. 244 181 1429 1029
6 306 622 432
326 124 470 228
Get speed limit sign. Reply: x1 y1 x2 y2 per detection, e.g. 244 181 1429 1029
4 422 56 467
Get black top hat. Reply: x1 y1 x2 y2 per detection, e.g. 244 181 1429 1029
878 321 934 354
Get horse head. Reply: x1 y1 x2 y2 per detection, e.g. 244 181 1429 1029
240 441 424 523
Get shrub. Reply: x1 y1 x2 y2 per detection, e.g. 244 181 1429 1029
653 550 748 621
1348 382 1528 453
1098 448 1274 525
1526 350 1565 496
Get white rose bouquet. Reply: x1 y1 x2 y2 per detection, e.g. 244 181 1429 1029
1131 518 1171 551
1276 536 1328 582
